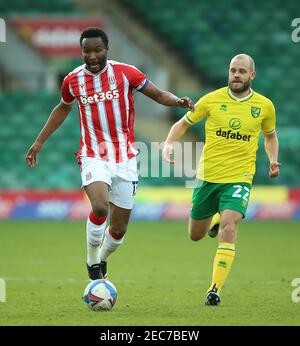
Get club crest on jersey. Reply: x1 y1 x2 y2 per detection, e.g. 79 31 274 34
108 76 116 84
251 107 261 118
86 172 92 181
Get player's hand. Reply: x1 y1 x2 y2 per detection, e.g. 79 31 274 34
269 161 281 178
177 97 195 112
162 142 174 164
26 141 43 168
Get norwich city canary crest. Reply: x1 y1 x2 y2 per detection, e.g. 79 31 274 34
251 107 261 118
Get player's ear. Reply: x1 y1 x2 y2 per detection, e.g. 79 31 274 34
250 71 256 80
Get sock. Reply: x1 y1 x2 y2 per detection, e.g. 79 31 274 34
208 242 235 294
86 211 107 266
210 212 220 229
99 227 125 262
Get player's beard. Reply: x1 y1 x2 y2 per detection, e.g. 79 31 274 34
229 78 251 94
85 58 107 74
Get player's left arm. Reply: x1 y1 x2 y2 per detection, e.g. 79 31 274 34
261 101 281 178
263 131 281 178
141 81 194 111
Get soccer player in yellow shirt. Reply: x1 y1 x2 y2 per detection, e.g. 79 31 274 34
163 54 281 305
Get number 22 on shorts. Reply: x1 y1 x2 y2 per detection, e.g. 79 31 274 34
232 185 250 202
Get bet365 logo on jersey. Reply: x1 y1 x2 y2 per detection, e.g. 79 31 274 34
80 90 119 105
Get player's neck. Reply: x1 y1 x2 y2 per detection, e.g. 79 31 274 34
228 88 252 101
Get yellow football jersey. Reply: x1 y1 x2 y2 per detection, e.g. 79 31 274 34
185 87 276 184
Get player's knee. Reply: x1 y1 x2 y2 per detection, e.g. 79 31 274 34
92 202 109 218
110 224 127 239
219 220 237 241
189 228 206 241
222 219 236 232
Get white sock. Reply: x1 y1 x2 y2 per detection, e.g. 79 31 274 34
86 217 107 266
99 227 125 262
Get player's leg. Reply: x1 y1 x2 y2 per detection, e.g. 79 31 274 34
85 181 110 218
219 209 242 243
79 157 112 280
205 182 251 305
84 181 110 279
205 209 242 305
189 180 219 241
98 178 137 277
188 217 212 241
98 203 131 268
208 212 221 238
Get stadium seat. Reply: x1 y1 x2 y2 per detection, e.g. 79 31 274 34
1 0 80 15
118 0 299 186
1 1 299 188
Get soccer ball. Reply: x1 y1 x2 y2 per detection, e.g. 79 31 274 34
83 279 117 311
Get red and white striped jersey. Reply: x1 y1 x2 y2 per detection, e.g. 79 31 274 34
61 60 148 163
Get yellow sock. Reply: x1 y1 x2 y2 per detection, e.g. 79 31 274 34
208 242 235 294
210 212 220 229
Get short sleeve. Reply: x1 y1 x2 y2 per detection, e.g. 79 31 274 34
184 94 210 125
122 65 148 91
61 75 76 104
261 101 276 134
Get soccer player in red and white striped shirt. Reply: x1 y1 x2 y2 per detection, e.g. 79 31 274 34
26 27 194 281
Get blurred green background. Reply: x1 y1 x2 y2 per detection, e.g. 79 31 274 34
0 0 299 188
0 0 299 327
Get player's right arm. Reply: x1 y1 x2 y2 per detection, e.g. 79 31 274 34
26 101 72 168
162 117 192 164
26 74 75 168
162 94 209 163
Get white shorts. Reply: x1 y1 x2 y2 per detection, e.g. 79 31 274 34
79 156 138 209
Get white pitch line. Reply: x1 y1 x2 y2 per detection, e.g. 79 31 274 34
4 277 285 285
4 277 85 283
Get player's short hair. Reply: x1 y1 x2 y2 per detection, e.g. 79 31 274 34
231 54 255 72
80 27 109 48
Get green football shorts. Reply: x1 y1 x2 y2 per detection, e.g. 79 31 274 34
190 180 252 220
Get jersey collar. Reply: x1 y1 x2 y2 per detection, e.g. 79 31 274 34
227 87 253 102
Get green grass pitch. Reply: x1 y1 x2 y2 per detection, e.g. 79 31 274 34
0 220 299 326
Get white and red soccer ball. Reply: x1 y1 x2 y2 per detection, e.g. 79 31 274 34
83 279 117 311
